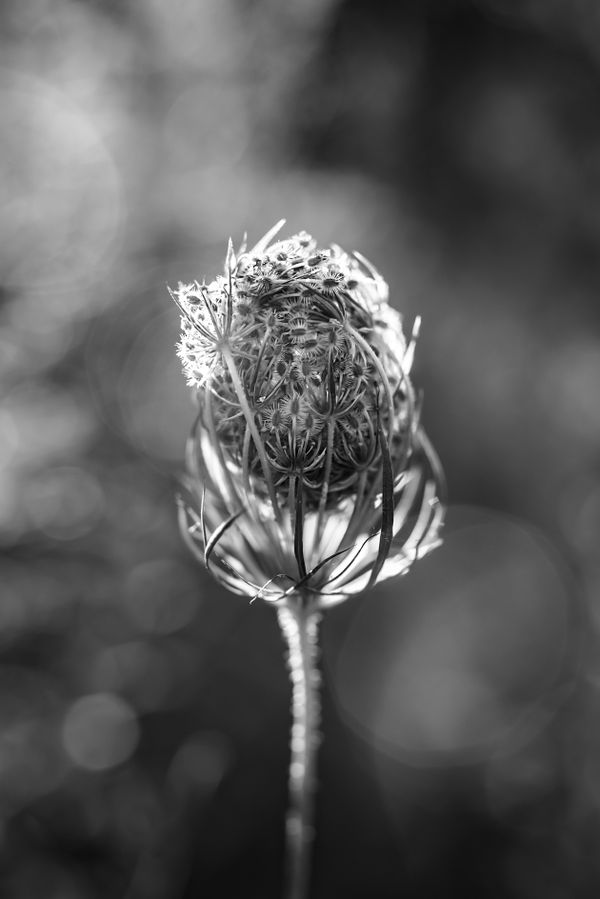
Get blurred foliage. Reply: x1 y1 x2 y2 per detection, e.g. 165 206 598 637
1 0 600 896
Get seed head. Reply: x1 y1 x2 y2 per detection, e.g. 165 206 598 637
173 221 445 606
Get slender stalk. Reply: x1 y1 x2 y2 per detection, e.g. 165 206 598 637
277 596 322 899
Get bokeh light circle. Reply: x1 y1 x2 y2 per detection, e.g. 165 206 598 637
329 506 572 765
62 692 139 771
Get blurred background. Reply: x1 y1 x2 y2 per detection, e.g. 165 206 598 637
1 0 600 896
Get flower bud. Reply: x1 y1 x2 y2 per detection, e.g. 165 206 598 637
172 221 445 606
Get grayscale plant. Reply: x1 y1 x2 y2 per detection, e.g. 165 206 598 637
171 221 445 899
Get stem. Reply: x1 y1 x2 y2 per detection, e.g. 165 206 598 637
277 596 322 899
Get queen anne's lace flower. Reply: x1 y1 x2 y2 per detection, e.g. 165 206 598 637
173 221 445 606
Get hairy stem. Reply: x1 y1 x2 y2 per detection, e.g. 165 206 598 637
277 596 322 899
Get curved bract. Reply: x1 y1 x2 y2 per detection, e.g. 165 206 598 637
173 221 445 607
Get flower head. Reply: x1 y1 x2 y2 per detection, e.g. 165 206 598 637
173 221 445 607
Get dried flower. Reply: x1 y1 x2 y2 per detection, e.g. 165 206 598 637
172 221 444 606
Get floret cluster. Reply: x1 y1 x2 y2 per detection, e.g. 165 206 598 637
173 223 412 512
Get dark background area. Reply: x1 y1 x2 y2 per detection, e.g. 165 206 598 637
1 0 600 896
